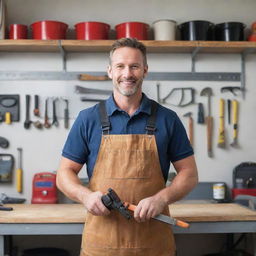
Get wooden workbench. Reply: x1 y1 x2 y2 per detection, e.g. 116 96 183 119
1 203 256 223
0 203 256 255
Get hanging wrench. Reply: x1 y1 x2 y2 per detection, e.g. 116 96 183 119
44 98 51 129
52 98 59 127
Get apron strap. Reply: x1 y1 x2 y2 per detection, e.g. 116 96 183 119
145 100 158 135
99 101 111 135
98 100 158 135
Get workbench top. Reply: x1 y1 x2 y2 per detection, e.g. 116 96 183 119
0 203 255 224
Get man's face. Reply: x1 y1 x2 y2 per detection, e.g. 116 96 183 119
108 47 148 97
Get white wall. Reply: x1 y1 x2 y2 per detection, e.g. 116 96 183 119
1 0 256 255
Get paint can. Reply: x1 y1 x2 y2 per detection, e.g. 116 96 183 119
213 183 225 202
152 19 176 40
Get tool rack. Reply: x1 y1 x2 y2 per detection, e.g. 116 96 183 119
1 40 256 98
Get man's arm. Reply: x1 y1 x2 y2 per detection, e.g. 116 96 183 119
134 155 198 222
56 156 110 216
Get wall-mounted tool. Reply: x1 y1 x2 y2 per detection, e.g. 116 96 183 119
217 99 225 149
52 98 59 127
31 172 57 204
227 99 231 125
220 86 241 96
24 95 32 129
16 147 23 193
33 95 40 117
157 84 195 107
79 73 110 81
230 99 239 148
200 87 213 157
75 85 112 95
0 94 20 123
197 103 205 124
183 112 194 147
44 98 51 129
0 154 14 182
101 188 189 228
61 98 69 129
0 136 9 148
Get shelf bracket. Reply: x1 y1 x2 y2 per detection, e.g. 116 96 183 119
191 47 201 72
240 48 256 99
58 40 67 72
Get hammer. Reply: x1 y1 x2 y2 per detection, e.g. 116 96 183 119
183 112 194 147
200 87 213 157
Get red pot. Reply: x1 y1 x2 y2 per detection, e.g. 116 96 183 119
9 24 28 39
75 22 110 40
115 22 149 40
31 20 68 40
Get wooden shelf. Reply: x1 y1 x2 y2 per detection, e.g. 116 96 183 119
1 39 256 54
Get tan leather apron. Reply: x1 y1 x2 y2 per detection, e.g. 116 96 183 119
81 101 175 256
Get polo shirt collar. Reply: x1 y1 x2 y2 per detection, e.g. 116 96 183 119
105 93 152 117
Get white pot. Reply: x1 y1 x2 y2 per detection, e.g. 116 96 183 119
153 19 176 40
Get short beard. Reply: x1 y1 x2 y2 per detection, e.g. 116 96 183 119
114 79 143 97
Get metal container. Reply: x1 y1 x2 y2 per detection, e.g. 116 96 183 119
152 19 176 40
213 182 225 202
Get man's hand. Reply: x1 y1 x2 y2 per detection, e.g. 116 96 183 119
82 191 110 216
134 195 166 222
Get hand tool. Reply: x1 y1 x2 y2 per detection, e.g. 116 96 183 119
217 98 225 148
101 188 189 228
157 85 195 107
0 204 13 211
230 99 239 147
80 97 106 102
44 98 51 128
0 95 20 122
24 95 32 129
52 98 59 127
0 136 9 148
61 98 69 129
220 86 241 96
227 99 231 125
16 147 23 193
33 95 40 116
75 85 112 95
5 111 11 124
183 112 194 147
0 154 14 182
79 73 110 81
197 103 205 124
200 87 213 157
33 120 43 129
0 193 26 204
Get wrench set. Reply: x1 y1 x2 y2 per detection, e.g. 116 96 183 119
22 94 69 130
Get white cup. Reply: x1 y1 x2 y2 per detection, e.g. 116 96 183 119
153 19 177 40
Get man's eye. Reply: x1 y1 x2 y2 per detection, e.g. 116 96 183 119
116 65 124 69
131 65 139 69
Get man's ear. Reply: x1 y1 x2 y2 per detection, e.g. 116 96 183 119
107 65 112 79
143 64 148 78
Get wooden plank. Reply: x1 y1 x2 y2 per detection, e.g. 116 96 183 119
1 40 256 54
0 40 60 52
0 203 255 224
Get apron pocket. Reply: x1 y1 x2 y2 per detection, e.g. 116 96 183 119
104 150 152 179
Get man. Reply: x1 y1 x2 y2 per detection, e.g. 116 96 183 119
57 38 198 256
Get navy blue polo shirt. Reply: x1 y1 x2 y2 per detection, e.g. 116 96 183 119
62 94 193 182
